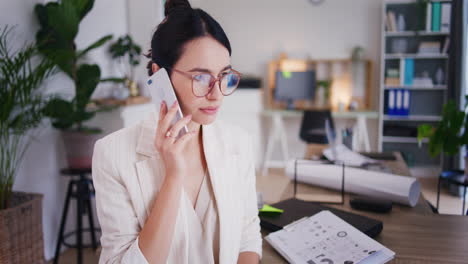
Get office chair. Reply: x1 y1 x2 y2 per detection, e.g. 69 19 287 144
299 110 336 159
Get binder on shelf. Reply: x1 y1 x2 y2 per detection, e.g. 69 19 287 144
404 58 414 86
432 2 441 32
388 89 396 116
441 3 451 33
426 2 432 32
395 89 403 116
402 89 410 116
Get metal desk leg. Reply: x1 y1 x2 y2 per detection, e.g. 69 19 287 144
262 113 289 176
353 116 371 152
463 187 467 216
436 176 441 211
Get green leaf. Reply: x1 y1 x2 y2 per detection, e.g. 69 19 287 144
72 110 95 124
43 98 74 119
47 1 80 42
417 124 433 141
100 77 126 83
77 34 113 58
75 64 100 110
69 0 95 19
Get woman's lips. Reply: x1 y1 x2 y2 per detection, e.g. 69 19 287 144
200 106 219 115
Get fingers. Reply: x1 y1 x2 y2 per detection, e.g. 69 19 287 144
165 114 192 143
173 129 197 149
159 100 180 135
155 101 168 151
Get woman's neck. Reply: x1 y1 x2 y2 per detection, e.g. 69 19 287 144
185 121 202 149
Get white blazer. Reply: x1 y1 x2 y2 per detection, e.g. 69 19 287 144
92 113 262 263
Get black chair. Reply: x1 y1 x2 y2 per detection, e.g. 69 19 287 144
54 168 101 264
437 170 468 216
299 110 336 144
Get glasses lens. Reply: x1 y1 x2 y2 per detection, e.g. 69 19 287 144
220 73 240 95
193 74 212 96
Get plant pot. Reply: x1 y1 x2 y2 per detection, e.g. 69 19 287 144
62 130 101 169
0 192 44 263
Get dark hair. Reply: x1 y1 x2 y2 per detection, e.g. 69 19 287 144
145 0 232 76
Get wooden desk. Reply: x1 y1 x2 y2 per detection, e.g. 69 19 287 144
261 154 468 263
260 109 379 176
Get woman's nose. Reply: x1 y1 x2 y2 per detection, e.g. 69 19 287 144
206 80 223 100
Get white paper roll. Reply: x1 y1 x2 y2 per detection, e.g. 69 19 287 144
285 160 421 207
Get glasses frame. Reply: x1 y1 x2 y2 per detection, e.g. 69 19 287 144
168 67 242 97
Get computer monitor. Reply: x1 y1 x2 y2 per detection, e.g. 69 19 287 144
274 70 316 109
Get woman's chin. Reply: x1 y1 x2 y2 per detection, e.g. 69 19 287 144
193 114 217 125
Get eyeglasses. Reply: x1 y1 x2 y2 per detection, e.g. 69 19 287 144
168 67 242 97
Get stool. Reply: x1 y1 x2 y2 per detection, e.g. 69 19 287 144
437 170 468 216
54 168 101 264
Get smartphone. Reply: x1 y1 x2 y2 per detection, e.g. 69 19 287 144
147 68 188 139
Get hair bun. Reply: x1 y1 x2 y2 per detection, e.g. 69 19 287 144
164 0 192 17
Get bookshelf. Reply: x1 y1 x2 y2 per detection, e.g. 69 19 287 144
378 0 452 169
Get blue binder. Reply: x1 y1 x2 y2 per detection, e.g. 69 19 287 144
388 89 396 116
402 89 410 116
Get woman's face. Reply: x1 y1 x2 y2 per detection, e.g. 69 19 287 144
170 36 231 125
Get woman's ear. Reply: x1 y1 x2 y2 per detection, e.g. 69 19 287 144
152 63 160 74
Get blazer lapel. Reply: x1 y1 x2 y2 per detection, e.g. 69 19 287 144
203 123 240 263
135 114 165 224
134 116 239 262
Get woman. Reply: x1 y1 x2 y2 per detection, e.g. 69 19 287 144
92 0 262 263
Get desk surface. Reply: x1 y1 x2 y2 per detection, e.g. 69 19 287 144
261 154 468 264
261 108 379 119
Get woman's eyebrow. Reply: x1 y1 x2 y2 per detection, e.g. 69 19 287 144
188 65 232 74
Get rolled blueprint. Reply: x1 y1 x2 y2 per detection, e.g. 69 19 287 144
285 160 421 207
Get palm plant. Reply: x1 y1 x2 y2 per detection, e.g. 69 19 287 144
35 0 114 133
0 26 55 209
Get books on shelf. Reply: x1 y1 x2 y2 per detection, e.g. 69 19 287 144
441 3 451 32
399 58 414 86
442 37 450 54
385 77 400 86
387 68 399 78
413 77 434 87
418 41 441 54
387 88 410 117
403 58 414 86
427 2 451 33
432 2 441 32
425 2 432 32
386 11 397 32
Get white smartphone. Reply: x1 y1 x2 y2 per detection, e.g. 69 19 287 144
147 68 188 139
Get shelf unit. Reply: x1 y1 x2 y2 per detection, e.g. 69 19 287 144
379 0 452 169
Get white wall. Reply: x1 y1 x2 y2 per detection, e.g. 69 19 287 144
127 0 384 160
193 0 383 158
1 0 128 260
195 0 383 108
127 0 164 95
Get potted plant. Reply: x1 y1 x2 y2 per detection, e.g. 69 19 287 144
0 25 55 263
418 96 468 175
108 34 142 98
35 0 114 169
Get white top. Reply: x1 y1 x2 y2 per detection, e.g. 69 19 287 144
184 170 220 264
